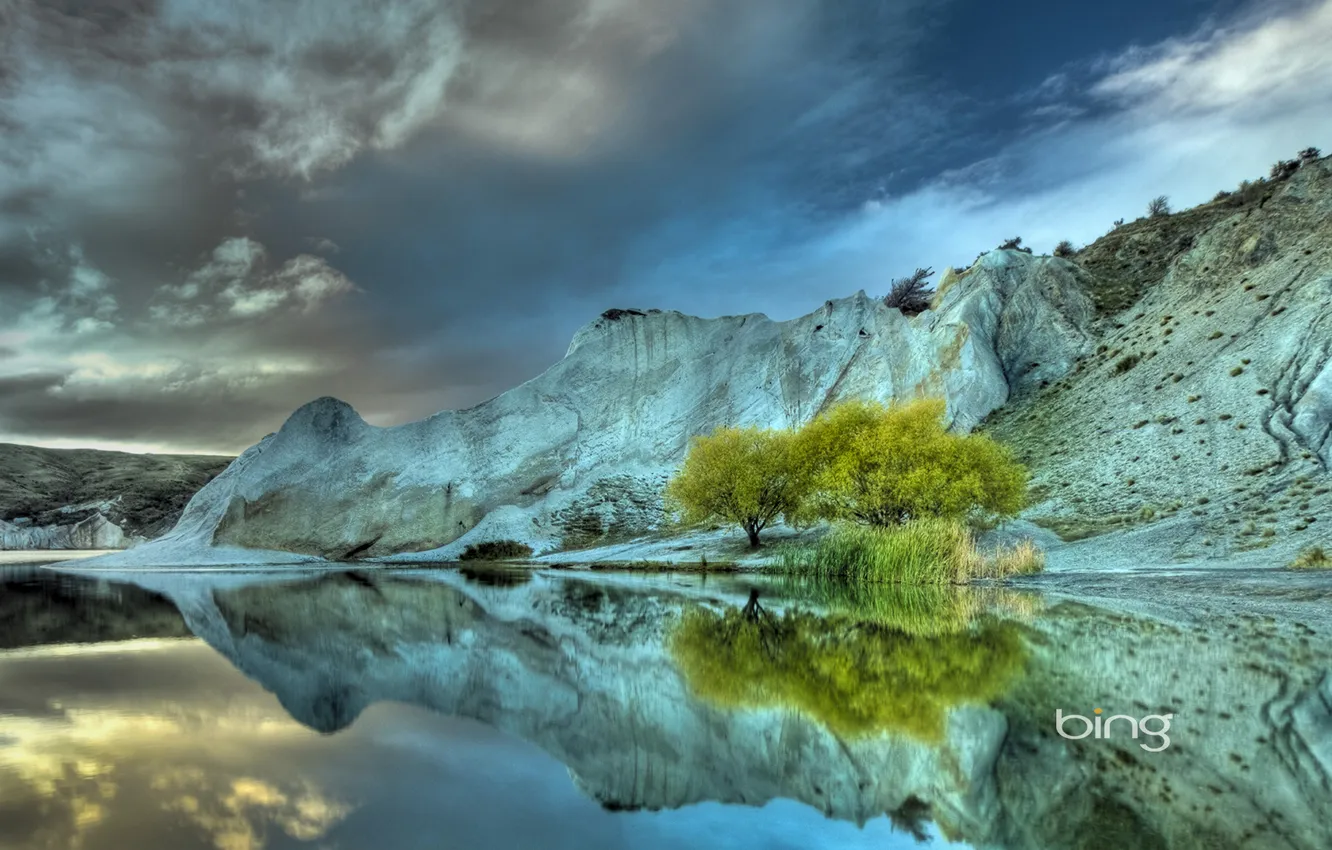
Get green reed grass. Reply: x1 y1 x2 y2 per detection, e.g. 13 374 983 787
777 520 1044 585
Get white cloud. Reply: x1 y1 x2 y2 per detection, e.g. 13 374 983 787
0 243 121 337
1093 0 1332 117
305 237 341 255
153 237 358 324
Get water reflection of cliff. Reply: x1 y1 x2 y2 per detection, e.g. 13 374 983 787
0 568 190 649
149 570 1332 850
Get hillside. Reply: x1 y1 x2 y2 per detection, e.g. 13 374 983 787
0 443 232 547
985 153 1331 561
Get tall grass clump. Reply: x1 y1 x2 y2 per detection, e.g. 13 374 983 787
779 521 1044 584
779 520 981 584
988 539 1046 577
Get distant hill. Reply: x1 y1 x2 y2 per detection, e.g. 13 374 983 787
0 443 233 544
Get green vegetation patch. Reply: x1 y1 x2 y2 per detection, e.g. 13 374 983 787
458 539 534 561
776 520 1043 585
1290 547 1330 570
665 397 1027 550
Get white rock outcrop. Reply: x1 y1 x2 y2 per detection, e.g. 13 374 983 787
0 512 127 550
87 251 1095 564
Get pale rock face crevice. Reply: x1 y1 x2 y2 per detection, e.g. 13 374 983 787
91 253 1097 563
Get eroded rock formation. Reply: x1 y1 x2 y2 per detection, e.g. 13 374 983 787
987 156 1332 556
103 252 1096 563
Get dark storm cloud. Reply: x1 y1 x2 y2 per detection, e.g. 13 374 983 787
0 0 953 451
4 0 1327 452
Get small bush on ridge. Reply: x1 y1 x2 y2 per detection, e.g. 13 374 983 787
883 267 936 316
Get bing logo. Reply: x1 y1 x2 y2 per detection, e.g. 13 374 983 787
1055 707 1173 752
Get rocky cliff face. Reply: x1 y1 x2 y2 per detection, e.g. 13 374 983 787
101 252 1095 563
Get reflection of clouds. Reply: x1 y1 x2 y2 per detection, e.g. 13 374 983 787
154 771 353 850
0 640 354 850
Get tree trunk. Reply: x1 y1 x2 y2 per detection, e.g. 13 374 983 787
742 588 762 620
745 525 761 548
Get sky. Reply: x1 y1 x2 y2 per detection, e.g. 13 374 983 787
1 0 1330 455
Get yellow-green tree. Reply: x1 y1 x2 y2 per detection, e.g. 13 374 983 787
795 397 1026 527
665 426 806 548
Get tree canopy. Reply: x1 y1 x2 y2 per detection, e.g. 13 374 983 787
664 426 806 547
794 398 1026 527
665 397 1028 548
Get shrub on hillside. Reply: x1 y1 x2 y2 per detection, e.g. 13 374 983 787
1271 159 1302 181
459 539 534 561
1290 546 1330 570
1227 178 1269 207
883 267 935 316
665 426 806 548
1053 240 1077 258
1147 195 1170 217
1112 354 1141 375
793 398 1028 528
1299 147 1321 163
999 236 1032 253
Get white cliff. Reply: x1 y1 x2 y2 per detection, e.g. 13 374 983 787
83 251 1095 565
0 511 127 550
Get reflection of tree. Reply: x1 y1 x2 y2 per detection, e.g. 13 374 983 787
669 596 1026 742
889 795 933 844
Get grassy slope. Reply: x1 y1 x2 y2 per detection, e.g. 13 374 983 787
981 160 1332 554
0 443 233 539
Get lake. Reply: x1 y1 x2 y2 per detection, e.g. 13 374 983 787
1 561 1330 850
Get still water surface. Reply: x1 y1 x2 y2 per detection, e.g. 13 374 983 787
1 562 1330 850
